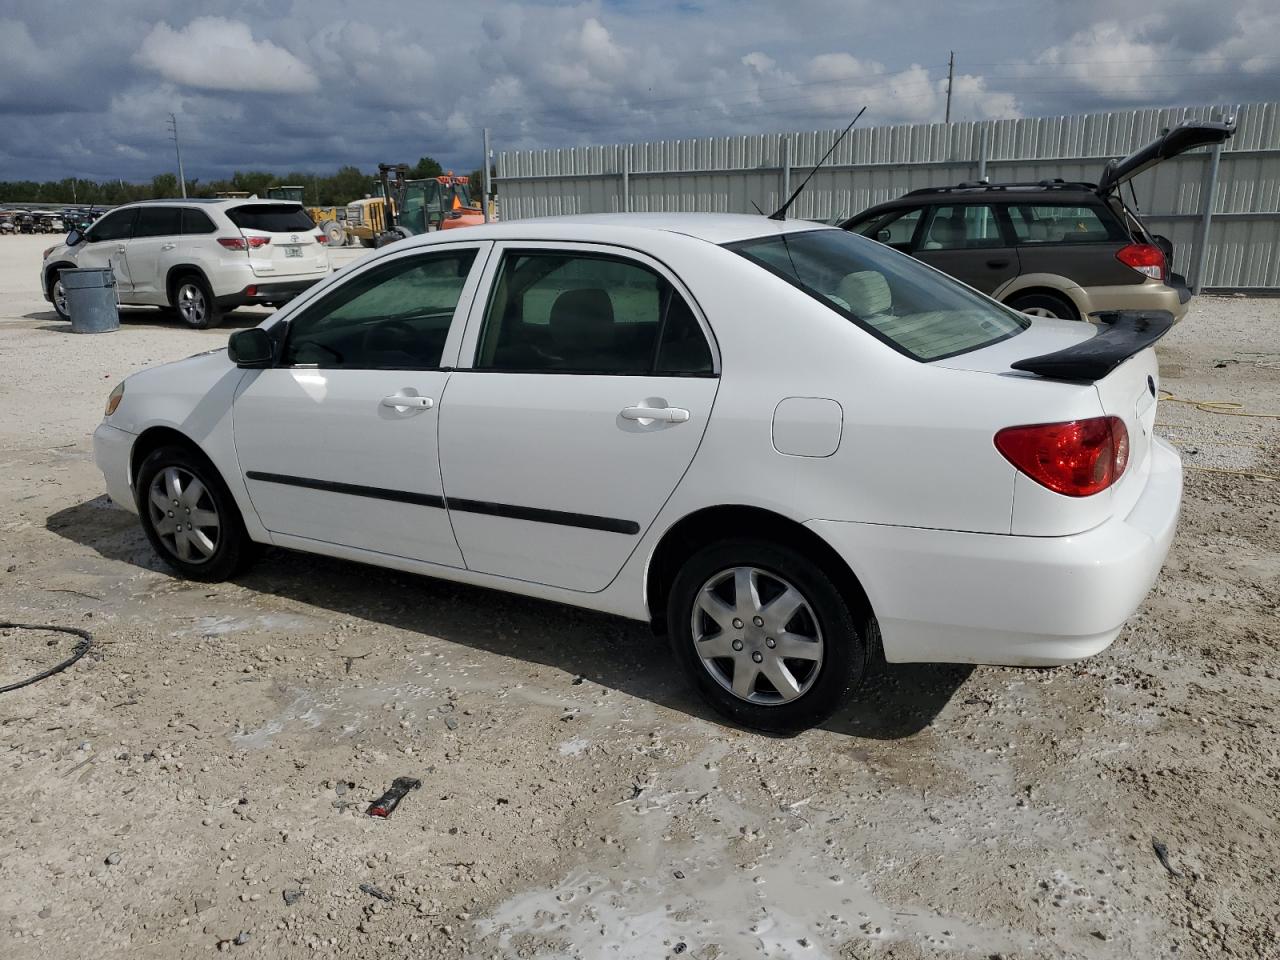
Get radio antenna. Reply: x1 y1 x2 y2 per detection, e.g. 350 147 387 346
769 106 867 221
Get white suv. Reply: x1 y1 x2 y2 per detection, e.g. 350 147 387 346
41 199 331 329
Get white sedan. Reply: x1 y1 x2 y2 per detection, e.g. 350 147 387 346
93 214 1181 730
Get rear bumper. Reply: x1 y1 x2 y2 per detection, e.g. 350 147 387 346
216 277 321 309
807 437 1182 666
1080 278 1189 323
93 421 138 514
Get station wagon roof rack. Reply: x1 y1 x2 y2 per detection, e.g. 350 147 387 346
903 179 1099 197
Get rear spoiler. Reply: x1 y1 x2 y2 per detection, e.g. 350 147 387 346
1010 311 1174 382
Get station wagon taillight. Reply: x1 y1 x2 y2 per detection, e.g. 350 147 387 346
1116 243 1166 281
995 417 1129 497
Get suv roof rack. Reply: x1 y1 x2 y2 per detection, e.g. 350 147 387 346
903 179 1098 197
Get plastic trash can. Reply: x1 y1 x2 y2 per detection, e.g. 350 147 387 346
61 267 119 334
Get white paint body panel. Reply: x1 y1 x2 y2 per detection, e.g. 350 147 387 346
92 213 1182 668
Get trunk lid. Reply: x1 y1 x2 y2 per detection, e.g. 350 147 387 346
227 203 328 279
1096 119 1235 196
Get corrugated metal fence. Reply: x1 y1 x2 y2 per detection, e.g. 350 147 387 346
495 102 1280 291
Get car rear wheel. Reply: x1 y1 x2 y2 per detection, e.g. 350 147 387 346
136 445 258 582
172 274 223 329
1006 291 1079 321
667 538 872 732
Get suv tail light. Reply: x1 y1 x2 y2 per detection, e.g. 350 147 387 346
995 417 1129 497
315 232 328 245
1116 243 1166 281
217 236 271 251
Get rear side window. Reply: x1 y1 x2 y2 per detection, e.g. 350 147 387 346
919 205 1006 249
181 208 217 234
282 250 477 369
729 229 1028 362
227 204 315 233
1007 204 1125 244
133 206 181 238
474 252 713 376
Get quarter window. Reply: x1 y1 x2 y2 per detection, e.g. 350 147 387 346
919 205 1006 250
181 208 217 234
475 252 713 375
281 250 477 369
133 206 181 238
87 209 135 242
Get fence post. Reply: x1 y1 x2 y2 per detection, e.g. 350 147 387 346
481 128 492 223
977 125 989 182
621 146 630 213
780 135 791 214
1193 142 1223 294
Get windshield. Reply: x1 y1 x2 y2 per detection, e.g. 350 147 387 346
729 229 1028 361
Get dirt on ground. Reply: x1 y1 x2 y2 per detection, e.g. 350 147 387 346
0 233 1277 959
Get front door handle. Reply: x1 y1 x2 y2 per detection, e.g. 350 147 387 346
116 245 127 254
381 395 433 410
161 243 177 251
986 258 1010 268
621 405 689 423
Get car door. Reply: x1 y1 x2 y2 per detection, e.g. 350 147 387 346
76 207 136 293
911 203 1019 294
232 242 490 565
439 242 720 593
126 206 181 303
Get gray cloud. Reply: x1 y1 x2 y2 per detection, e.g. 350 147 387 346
0 0 1273 184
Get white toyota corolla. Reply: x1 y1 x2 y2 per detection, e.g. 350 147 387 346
93 214 1181 730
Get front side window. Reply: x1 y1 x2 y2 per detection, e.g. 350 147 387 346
858 207 923 249
729 229 1028 362
133 206 181 238
228 204 315 233
1007 204 1124 244
87 209 136 242
281 249 477 369
919 204 1006 250
474 252 713 375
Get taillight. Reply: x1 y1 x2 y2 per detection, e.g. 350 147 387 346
216 237 270 250
315 232 328 245
1116 243 1166 281
994 416 1129 497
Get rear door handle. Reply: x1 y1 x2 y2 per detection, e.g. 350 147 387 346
621 405 689 423
381 395 433 410
161 243 177 251
115 245 127 254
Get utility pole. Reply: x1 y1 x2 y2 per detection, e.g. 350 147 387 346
481 128 492 223
167 113 188 198
945 51 955 124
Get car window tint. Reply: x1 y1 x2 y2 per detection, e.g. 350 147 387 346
282 249 477 369
1007 204 1122 244
88 209 135 242
861 208 923 247
730 229 1028 362
181 208 217 235
476 252 711 375
919 205 1005 250
228 204 315 232
133 206 181 238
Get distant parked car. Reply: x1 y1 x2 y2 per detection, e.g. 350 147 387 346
842 120 1235 322
40 199 331 328
93 213 1181 731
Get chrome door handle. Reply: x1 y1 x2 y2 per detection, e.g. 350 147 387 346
381 395 433 410
161 243 177 251
115 245 127 253
621 405 689 423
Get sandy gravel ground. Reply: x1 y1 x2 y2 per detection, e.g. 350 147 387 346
0 233 1277 959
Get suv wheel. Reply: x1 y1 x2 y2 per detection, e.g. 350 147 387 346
1006 291 1079 322
667 538 873 732
51 275 70 320
172 274 223 329
136 445 257 582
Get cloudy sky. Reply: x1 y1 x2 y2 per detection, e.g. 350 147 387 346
1 0 1275 183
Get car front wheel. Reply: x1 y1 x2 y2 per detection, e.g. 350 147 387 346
51 276 70 320
667 539 873 732
136 445 257 582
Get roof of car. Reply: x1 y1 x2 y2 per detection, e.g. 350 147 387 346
403 212 832 248
122 197 300 207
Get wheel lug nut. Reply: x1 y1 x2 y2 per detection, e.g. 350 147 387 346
765 637 776 648
732 618 744 629
753 616 763 627
751 651 763 663
167 510 173 517
731 639 743 651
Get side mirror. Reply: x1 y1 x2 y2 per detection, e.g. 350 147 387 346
66 229 82 247
228 328 274 368
876 228 891 243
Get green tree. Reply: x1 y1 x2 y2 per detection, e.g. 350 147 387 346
150 173 179 198
410 156 443 180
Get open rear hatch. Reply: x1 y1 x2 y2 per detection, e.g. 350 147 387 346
1096 119 1235 196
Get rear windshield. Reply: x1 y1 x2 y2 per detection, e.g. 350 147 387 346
728 229 1028 361
227 204 315 233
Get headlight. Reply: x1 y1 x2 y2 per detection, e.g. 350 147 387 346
104 382 125 417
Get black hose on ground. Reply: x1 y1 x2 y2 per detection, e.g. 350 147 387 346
0 622 94 694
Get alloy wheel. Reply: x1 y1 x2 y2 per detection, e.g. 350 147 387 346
1020 306 1060 318
146 466 220 564
177 283 207 325
691 566 824 705
53 279 68 317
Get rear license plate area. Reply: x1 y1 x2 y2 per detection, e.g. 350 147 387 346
284 246 302 258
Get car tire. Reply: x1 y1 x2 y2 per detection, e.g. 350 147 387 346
667 538 872 732
50 272 70 321
1006 291 1079 321
135 445 259 582
171 273 223 329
